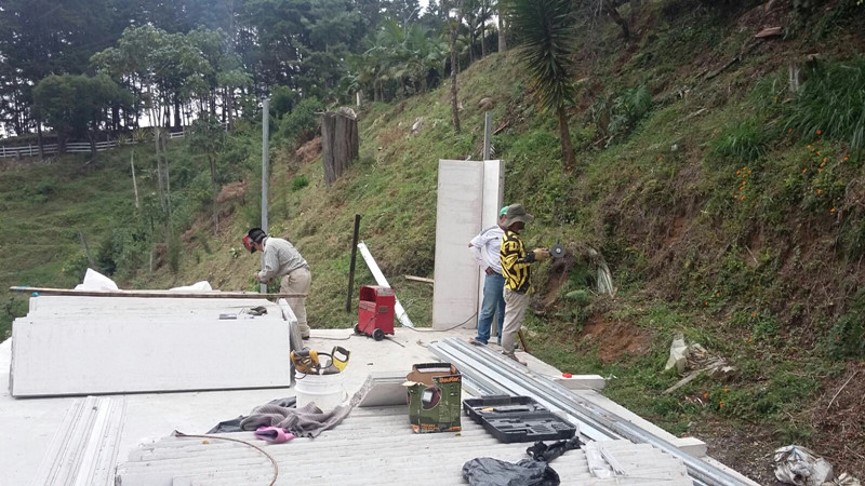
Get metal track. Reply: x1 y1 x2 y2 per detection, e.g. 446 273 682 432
430 337 755 486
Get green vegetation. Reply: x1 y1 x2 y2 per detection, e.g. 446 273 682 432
3 0 865 481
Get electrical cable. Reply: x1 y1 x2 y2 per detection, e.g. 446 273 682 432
173 431 278 486
401 311 479 332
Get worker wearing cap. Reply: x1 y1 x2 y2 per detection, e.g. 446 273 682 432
468 205 509 346
244 228 312 339
499 204 550 364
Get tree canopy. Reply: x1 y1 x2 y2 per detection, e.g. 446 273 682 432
0 0 505 137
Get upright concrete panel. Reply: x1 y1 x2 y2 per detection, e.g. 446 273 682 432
477 159 505 334
432 160 484 329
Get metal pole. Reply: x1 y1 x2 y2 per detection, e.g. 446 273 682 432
482 111 492 160
260 98 270 294
345 214 362 312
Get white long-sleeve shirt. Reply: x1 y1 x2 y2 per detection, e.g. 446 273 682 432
469 225 505 275
257 237 308 282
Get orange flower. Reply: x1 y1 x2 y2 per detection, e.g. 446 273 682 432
719 400 725 409
816 129 822 135
830 207 837 214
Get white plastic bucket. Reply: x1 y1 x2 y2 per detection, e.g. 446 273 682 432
295 372 347 411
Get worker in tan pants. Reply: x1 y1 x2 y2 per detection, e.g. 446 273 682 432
499 204 549 364
244 227 312 339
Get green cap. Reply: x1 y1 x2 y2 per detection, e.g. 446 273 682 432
499 205 509 216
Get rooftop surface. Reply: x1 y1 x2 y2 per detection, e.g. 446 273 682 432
0 295 758 485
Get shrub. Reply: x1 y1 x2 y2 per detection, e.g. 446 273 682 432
785 57 865 156
824 289 865 359
280 97 324 148
592 85 653 143
711 119 770 163
290 175 309 191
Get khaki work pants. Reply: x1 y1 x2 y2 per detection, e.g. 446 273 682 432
280 266 311 337
502 288 530 355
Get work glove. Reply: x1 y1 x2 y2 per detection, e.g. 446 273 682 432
532 248 551 261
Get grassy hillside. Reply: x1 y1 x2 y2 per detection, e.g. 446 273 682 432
2 1 864 483
0 155 137 332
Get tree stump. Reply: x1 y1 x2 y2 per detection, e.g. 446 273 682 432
321 108 359 186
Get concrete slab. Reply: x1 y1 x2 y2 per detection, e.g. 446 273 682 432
11 296 291 396
1 321 747 485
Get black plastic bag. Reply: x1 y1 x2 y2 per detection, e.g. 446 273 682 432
462 457 560 486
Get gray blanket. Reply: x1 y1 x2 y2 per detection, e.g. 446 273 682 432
240 402 351 438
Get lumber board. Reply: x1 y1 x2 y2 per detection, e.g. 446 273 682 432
10 286 305 299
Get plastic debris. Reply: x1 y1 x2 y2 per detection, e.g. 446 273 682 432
73 268 119 291
665 334 689 373
773 445 834 486
168 281 213 292
462 457 559 486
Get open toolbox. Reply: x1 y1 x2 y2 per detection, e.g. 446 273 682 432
463 395 577 443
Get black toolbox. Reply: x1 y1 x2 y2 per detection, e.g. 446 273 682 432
463 395 547 423
462 395 576 443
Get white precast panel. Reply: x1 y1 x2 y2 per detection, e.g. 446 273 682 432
433 160 504 330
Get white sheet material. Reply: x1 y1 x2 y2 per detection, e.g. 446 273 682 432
168 281 213 292
73 268 119 291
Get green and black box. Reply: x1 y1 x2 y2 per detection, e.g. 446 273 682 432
404 363 462 433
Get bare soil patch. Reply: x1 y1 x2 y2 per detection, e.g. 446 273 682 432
581 314 654 363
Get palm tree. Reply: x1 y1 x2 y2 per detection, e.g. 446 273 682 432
501 0 577 170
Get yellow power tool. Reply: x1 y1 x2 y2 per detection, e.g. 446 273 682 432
290 348 321 374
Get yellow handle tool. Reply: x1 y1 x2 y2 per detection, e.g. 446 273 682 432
331 346 350 372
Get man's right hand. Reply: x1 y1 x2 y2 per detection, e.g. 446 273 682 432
532 248 551 261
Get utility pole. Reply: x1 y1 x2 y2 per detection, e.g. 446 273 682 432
483 111 492 160
260 98 269 294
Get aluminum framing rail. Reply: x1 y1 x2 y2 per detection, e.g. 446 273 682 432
429 338 616 442
430 337 754 486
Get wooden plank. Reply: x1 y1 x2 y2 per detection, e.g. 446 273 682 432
10 286 306 299
403 275 434 284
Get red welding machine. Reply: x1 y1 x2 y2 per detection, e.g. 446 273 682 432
354 285 395 341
